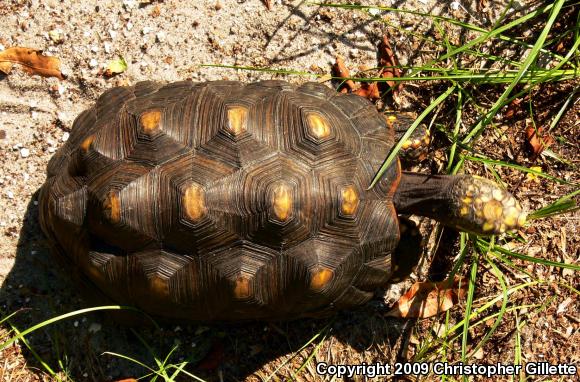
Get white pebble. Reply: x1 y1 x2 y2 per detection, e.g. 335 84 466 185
61 132 70 142
23 173 30 181
48 147 56 153
142 26 153 35
126 22 133 31
74 321 79 327
156 31 166 42
20 147 30 158
109 29 117 39
451 1 461 10
368 8 380 16
104 42 111 53
89 58 98 68
6 191 14 199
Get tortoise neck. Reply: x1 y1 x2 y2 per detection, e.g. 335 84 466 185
393 172 460 218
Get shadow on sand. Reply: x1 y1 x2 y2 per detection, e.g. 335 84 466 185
1 194 416 381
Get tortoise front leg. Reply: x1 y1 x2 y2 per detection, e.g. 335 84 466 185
393 172 527 235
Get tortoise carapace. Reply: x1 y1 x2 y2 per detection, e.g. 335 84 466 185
38 80 526 321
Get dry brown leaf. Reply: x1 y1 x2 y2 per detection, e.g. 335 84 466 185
525 125 554 157
0 47 64 79
505 98 522 119
332 57 357 92
386 276 468 318
378 35 403 95
353 82 381 101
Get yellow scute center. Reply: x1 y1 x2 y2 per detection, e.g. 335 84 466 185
272 184 293 222
310 268 334 291
140 110 162 133
306 113 331 139
340 185 359 216
183 184 206 221
227 106 248 136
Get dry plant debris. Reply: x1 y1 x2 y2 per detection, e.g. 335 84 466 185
332 35 403 102
525 125 555 158
387 276 468 318
0 46 64 79
104 57 128 77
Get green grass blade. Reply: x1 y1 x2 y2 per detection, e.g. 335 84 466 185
478 238 580 271
469 257 508 357
0 305 130 351
461 254 479 381
369 85 456 188
529 189 580 220
461 0 567 144
462 155 576 185
102 351 157 374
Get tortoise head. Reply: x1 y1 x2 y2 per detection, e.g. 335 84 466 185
393 172 527 236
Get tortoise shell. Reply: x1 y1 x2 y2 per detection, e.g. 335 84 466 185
38 80 403 321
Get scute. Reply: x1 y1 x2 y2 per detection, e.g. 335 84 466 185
38 80 401 321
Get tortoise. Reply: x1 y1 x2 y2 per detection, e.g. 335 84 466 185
38 80 526 321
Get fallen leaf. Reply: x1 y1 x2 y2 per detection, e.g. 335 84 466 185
353 82 381 100
104 57 128 77
198 340 225 370
525 125 554 157
556 297 573 314
332 57 357 92
0 47 64 79
505 98 522 119
378 35 403 96
386 276 468 318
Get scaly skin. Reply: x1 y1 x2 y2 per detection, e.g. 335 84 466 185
451 176 527 235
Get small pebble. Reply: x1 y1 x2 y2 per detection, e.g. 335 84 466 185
62 132 70 142
89 58 98 68
48 29 64 44
126 22 134 31
20 147 30 158
109 29 117 39
6 191 14 199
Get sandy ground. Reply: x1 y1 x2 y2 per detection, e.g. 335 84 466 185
0 0 578 381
